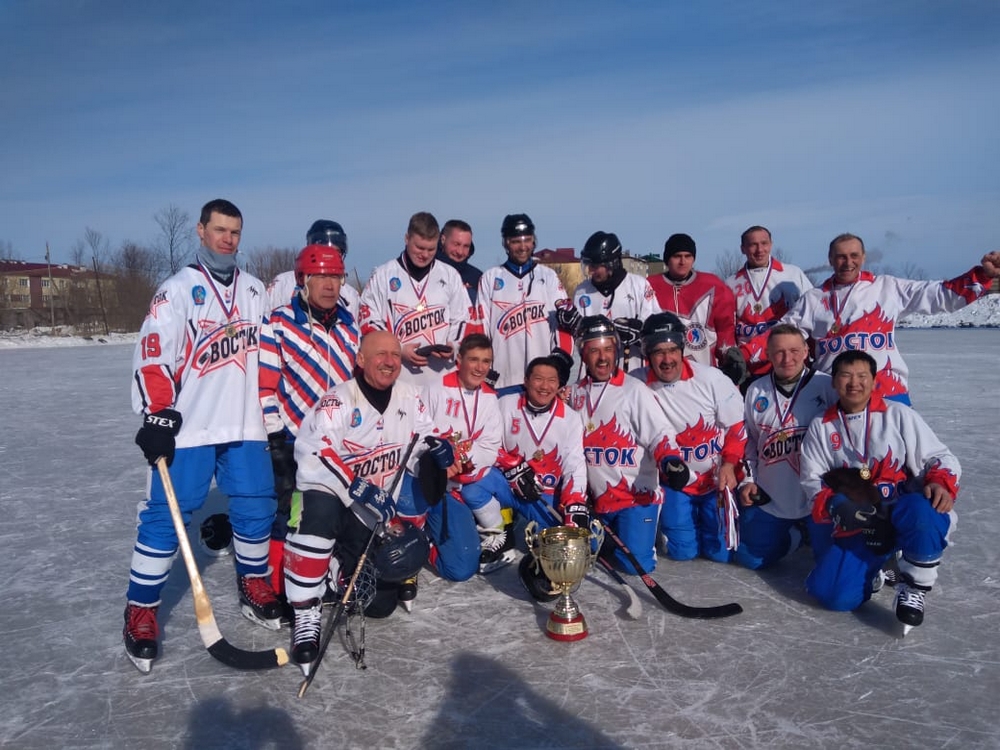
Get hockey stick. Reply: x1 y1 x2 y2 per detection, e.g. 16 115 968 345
297 432 420 698
599 520 743 619
156 458 289 670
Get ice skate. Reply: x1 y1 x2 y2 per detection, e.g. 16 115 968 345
398 576 418 613
895 582 927 636
238 574 283 631
123 603 159 674
478 522 516 575
871 567 898 594
291 600 323 676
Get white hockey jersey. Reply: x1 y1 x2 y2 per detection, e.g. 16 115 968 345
572 273 661 371
132 264 268 448
632 360 747 496
294 378 434 503
422 371 502 487
800 394 961 529
359 257 473 386
568 369 665 514
477 263 573 390
267 269 360 318
742 370 837 519
498 394 588 510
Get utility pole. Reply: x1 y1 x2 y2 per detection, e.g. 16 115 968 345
45 242 56 328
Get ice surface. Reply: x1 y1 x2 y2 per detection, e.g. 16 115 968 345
1 330 998 750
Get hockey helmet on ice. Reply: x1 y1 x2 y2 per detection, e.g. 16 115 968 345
372 521 430 583
294 244 346 286
641 312 687 356
198 513 233 558
305 220 348 256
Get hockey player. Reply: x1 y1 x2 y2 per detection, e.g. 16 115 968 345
632 312 747 563
266 219 360 316
647 233 742 380
284 331 457 670
359 212 473 386
734 324 836 570
422 333 517 575
125 199 280 673
568 316 668 572
556 231 660 372
725 226 812 381
477 213 573 395
800 350 960 631
741 234 1000 403
436 219 483 306
258 243 360 600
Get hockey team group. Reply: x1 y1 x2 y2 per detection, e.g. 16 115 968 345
122 198 1000 677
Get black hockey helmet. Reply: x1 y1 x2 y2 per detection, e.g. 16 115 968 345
549 347 574 388
581 231 623 271
501 213 535 239
641 312 687 355
198 513 233 558
306 219 348 256
372 521 430 583
575 314 620 353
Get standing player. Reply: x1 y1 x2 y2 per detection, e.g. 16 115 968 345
359 212 473 386
735 324 836 570
556 231 660 372
266 220 359 316
633 312 747 563
477 214 573 395
568 316 667 572
800 351 960 631
741 234 1000 403
647 233 741 379
726 226 812 381
124 199 279 673
435 219 483 306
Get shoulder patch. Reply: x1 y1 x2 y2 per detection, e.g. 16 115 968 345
389 277 402 292
192 285 206 305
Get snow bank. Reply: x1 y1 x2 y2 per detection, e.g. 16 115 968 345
0 326 137 349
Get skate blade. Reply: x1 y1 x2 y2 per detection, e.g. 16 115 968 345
297 661 314 677
902 624 915 637
479 550 518 575
240 604 282 631
126 652 154 674
399 598 415 613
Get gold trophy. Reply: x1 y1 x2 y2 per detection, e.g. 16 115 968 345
524 521 604 641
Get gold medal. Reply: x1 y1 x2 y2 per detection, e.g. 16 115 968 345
859 466 872 481
586 422 596 433
415 301 426 312
753 303 763 314
225 324 237 338
830 323 840 336
533 450 545 462
777 430 789 442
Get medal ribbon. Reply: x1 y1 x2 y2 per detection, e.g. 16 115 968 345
585 379 611 424
520 402 558 452
199 265 239 320
838 406 871 470
828 282 857 333
458 386 479 440
772 371 806 432
407 272 429 309
745 261 773 312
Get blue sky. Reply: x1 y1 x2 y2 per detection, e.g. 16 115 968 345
2 1 998 281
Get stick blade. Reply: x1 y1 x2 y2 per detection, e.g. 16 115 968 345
206 639 289 670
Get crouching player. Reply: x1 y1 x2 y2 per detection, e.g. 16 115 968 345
800 350 959 631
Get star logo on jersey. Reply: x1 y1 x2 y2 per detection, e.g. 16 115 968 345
191 312 260 378
148 290 168 319
341 439 403 487
317 393 343 420
759 424 806 472
679 291 716 352
492 299 548 339
390 301 448 346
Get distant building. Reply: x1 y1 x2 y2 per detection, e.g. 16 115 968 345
0 260 111 330
534 247 652 297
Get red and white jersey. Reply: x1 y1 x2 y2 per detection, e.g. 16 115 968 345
572 273 661 371
295 378 434 503
131 264 268 448
259 296 359 436
422 372 502 487
267 270 359 318
477 263 573 390
498 394 588 510
647 270 737 367
568 369 665 514
742 268 994 397
726 260 813 377
632 360 746 496
359 257 473 386
742 370 836 519
800 394 961 529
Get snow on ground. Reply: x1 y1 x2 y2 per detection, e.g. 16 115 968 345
1 330 999 750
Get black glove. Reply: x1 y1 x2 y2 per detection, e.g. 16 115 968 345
549 347 574 388
613 317 643 349
485 369 500 389
424 436 455 470
719 347 748 387
348 477 396 530
135 408 182 466
562 502 590 528
826 493 877 532
748 486 773 506
267 431 296 511
659 456 690 491
555 299 582 333
863 515 896 554
503 460 541 502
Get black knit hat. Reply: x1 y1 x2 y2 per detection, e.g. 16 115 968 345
663 233 696 261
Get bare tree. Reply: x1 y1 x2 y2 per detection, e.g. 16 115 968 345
243 245 297 284
898 261 927 280
0 239 19 261
714 249 743 279
111 240 160 330
153 204 194 276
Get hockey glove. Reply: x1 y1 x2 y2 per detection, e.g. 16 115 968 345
613 317 643 350
424 436 455 470
348 477 396 531
485 369 500 389
267 431 297 511
562 503 590 529
135 408 182 467
825 493 877 533
748 486 773 506
719 347 748 387
503 460 542 502
549 347 574 389
659 456 691 491
555 299 582 334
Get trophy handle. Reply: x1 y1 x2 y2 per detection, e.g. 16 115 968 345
524 520 540 560
587 518 605 567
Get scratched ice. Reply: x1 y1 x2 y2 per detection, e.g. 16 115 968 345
1 327 998 749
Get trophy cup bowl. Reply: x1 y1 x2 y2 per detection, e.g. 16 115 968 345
525 522 602 641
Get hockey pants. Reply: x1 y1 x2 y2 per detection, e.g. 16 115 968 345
659 487 730 563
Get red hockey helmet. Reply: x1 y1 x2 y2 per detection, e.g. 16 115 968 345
295 244 346 286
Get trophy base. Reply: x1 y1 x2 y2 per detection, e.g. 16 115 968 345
546 612 588 641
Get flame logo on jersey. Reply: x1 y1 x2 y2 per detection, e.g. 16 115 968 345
390 302 448 346
528 445 566 490
191 315 260 377
583 415 638 467
874 356 907 398
816 303 895 357
341 439 403 488
593 476 660 513
493 299 548 339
